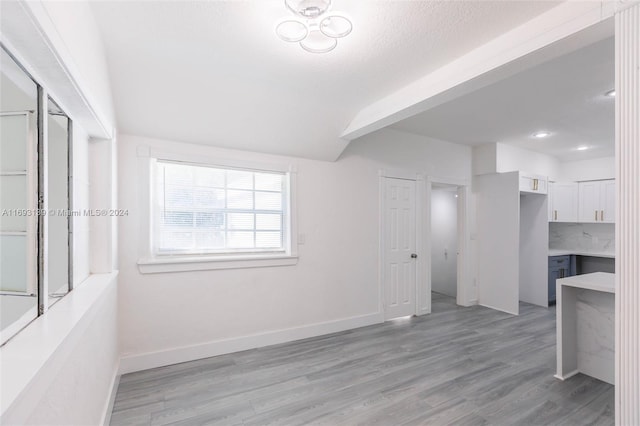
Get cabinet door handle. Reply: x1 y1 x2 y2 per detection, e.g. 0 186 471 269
595 210 598 221
554 210 558 221
533 179 538 191
601 210 604 221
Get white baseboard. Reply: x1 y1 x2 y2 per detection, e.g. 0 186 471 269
101 363 120 426
554 369 579 381
119 311 384 375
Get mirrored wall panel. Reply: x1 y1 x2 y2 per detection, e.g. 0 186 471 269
1 46 39 345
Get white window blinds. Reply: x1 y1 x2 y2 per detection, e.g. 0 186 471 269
154 161 287 255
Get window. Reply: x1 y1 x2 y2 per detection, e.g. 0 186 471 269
1 45 73 345
139 156 297 272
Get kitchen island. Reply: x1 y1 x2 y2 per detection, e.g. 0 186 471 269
555 272 615 385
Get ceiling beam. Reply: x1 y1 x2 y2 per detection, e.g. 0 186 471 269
340 1 615 142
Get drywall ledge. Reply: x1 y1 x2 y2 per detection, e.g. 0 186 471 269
0 271 119 424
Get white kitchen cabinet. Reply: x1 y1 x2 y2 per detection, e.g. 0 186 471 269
601 180 616 222
519 173 547 194
578 180 615 223
549 182 579 222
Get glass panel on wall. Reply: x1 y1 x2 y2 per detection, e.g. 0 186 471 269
0 46 39 345
47 98 70 306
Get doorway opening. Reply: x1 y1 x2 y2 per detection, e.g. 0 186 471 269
430 183 460 310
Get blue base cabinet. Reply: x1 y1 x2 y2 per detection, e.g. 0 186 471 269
548 255 575 303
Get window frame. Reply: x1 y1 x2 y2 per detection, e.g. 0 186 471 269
44 96 73 307
137 146 298 273
0 44 74 346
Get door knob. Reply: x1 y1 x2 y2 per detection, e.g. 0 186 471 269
411 253 418 259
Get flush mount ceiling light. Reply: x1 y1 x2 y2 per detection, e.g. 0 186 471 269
577 146 590 151
276 0 352 53
605 89 616 97
532 131 552 139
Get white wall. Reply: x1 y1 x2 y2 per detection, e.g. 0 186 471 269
73 122 91 285
495 143 561 179
475 172 520 315
0 0 115 137
1 274 119 426
21 279 118 426
472 142 561 179
430 188 458 297
472 144 497 176
342 128 472 180
0 117 111 424
557 156 615 182
0 4 117 423
117 129 472 371
31 0 115 130
472 143 614 184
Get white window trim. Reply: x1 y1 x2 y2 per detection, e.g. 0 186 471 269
136 145 298 273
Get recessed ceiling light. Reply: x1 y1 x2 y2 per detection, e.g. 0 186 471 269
577 146 589 151
532 131 551 139
605 89 616 97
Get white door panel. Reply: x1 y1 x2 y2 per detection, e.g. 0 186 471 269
384 178 416 320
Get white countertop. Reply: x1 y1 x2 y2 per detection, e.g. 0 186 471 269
557 272 615 293
549 249 615 258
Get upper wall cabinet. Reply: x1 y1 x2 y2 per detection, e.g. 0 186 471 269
519 173 548 194
578 180 615 223
549 182 579 222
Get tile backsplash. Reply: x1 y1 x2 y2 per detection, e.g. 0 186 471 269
549 222 615 253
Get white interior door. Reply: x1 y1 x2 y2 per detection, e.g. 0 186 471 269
383 177 416 320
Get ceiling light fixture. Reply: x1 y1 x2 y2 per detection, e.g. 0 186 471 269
276 0 352 53
605 89 616 97
532 131 552 139
577 146 589 151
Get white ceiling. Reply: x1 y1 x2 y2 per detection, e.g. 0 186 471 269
391 37 615 162
90 0 560 161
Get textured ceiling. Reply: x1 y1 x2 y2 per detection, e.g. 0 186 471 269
90 0 560 160
392 37 615 162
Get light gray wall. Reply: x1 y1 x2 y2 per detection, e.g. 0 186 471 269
117 129 473 370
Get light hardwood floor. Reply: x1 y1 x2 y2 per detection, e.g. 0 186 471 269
111 293 614 425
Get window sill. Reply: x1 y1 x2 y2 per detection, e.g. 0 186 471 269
137 254 298 273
